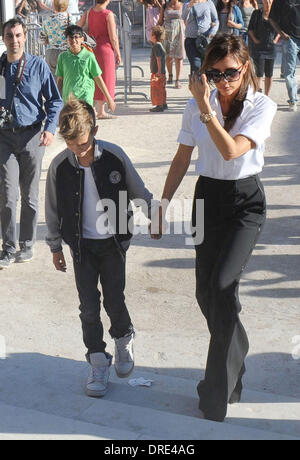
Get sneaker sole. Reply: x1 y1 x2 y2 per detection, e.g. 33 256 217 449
115 363 134 378
15 256 33 264
0 261 15 269
15 257 33 263
85 388 107 398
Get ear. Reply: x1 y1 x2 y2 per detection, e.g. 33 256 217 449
243 60 249 73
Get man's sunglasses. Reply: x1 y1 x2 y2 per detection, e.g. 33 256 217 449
205 67 243 83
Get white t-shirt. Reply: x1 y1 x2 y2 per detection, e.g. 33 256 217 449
80 165 112 240
67 0 80 15
177 87 277 180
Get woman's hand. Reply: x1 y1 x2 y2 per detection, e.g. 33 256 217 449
188 72 211 112
150 205 163 240
227 20 242 30
115 53 121 66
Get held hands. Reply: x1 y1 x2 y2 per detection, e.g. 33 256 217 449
149 203 168 240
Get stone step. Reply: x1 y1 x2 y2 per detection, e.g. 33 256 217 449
0 402 144 440
0 395 296 441
103 369 300 440
0 358 299 440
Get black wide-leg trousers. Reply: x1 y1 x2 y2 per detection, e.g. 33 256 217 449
193 174 266 422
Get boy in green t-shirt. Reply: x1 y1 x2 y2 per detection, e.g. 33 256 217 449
56 25 116 115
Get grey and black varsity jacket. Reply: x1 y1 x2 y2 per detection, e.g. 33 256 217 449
45 139 154 263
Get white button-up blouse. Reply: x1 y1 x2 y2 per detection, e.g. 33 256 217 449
177 87 277 180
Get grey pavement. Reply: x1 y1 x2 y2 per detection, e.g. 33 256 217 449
0 47 299 440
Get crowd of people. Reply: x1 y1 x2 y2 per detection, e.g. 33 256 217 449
0 0 298 425
144 0 300 112
15 0 80 17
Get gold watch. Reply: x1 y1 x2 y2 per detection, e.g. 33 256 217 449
200 110 217 124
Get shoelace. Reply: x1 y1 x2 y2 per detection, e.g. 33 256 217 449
90 366 107 383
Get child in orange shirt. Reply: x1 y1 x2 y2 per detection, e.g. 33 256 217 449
149 25 167 112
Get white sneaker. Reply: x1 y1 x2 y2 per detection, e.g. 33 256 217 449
289 102 298 112
114 331 135 378
85 352 112 398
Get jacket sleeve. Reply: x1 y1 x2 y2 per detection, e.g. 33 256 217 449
234 6 245 31
45 156 63 253
121 149 156 219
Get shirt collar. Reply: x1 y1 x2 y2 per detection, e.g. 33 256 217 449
210 86 257 121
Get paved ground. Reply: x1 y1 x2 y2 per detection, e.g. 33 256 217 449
0 47 299 440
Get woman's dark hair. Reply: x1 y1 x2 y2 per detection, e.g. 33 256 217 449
201 33 258 132
216 0 235 13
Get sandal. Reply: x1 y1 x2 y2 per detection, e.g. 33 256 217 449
167 74 173 84
97 113 117 120
175 80 182 89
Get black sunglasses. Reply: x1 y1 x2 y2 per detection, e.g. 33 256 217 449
205 66 243 83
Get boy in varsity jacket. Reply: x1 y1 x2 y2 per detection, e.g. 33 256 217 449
45 97 155 398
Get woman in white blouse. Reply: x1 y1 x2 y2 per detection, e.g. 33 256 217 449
153 33 277 422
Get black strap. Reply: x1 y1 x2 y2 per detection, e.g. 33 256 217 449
13 52 26 87
3 53 26 116
192 6 208 37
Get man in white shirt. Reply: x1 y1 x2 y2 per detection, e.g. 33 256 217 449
67 0 80 15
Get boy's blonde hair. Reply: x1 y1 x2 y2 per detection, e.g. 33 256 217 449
151 25 165 42
54 0 69 12
59 95 96 142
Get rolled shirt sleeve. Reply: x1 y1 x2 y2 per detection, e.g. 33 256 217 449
236 95 277 147
177 99 198 147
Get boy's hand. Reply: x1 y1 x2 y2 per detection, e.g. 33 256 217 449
53 251 67 272
107 98 116 113
150 205 165 240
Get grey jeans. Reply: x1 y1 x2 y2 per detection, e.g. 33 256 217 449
45 48 63 84
0 123 45 253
